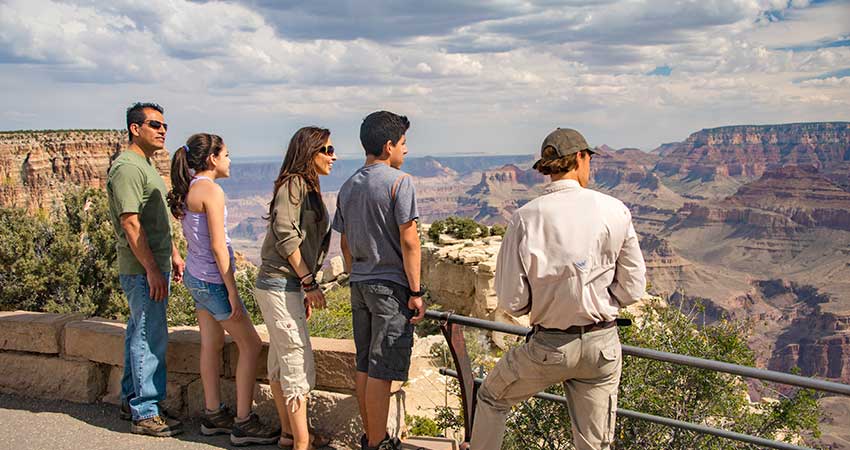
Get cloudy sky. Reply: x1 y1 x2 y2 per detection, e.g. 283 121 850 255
1 0 849 158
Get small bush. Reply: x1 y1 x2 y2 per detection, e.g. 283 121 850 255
428 216 490 241
406 414 442 437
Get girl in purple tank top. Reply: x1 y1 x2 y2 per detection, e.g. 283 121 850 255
167 133 278 445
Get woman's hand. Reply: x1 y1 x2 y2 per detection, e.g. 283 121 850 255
304 288 326 315
228 294 244 322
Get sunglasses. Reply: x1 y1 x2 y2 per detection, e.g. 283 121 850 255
140 119 168 131
319 145 335 156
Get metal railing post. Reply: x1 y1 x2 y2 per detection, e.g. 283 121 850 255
438 313 478 442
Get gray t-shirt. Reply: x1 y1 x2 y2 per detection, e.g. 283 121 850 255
332 163 419 287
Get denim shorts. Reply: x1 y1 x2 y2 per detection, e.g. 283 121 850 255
184 271 232 321
350 280 415 381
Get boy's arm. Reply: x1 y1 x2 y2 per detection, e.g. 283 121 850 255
399 220 424 324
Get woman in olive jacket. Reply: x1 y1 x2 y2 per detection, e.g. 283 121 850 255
254 126 336 450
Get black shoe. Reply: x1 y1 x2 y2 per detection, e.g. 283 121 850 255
200 405 235 436
130 415 183 437
230 412 280 446
360 433 368 450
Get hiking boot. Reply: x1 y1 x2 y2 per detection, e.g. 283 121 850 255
130 415 184 437
120 398 131 421
200 405 235 436
230 412 280 446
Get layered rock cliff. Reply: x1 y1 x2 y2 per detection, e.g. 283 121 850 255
654 122 850 198
0 130 170 212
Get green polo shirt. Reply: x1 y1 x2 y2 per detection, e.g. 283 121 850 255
106 150 172 275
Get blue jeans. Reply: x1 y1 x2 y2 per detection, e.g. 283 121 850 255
119 272 170 420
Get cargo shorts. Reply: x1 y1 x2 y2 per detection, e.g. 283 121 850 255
254 286 316 404
350 280 415 381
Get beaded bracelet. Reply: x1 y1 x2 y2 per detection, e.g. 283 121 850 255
301 279 320 292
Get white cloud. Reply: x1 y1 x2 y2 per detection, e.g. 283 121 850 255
0 0 848 153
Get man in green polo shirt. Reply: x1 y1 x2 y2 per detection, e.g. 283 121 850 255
107 102 185 437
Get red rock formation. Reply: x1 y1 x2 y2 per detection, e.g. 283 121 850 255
0 130 170 212
654 122 850 198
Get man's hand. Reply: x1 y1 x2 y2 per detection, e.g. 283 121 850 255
303 297 313 321
147 271 168 301
171 252 185 283
409 295 425 324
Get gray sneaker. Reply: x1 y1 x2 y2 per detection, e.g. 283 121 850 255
131 415 183 437
200 405 235 436
375 436 402 450
230 412 280 446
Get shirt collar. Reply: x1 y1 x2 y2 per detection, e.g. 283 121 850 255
544 179 582 194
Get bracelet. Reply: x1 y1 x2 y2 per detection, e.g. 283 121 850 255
301 279 320 292
298 272 314 282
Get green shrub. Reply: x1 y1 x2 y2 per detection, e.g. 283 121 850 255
406 414 442 437
428 216 490 241
308 285 354 339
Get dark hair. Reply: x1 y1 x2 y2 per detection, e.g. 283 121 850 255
167 133 225 220
359 111 409 157
535 147 590 175
267 126 331 218
126 102 164 143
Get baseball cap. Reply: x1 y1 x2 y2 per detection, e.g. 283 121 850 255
533 128 596 170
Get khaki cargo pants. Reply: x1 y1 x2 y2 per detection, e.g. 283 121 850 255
470 326 622 450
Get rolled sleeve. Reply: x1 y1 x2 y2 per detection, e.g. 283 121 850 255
108 165 145 215
609 219 647 306
495 214 531 316
272 178 306 259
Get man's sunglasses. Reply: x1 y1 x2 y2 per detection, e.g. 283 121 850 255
319 145 335 156
139 120 168 131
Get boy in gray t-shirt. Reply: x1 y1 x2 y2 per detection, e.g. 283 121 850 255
332 111 424 450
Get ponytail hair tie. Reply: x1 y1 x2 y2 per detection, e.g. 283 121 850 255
181 144 190 154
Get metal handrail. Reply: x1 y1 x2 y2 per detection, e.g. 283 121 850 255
425 309 850 449
440 368 814 450
425 310 850 396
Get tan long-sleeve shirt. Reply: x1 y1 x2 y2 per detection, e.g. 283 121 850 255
495 179 647 329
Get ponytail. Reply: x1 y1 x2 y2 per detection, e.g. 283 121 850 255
167 145 191 220
166 134 225 220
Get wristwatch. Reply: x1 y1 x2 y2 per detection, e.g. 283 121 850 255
409 286 427 297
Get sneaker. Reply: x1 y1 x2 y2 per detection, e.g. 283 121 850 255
366 434 401 450
120 398 131 421
130 415 184 437
230 412 280 446
200 405 235 436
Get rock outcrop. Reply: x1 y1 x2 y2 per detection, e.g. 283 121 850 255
0 130 170 212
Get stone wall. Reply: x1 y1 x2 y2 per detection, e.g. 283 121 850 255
0 311 404 448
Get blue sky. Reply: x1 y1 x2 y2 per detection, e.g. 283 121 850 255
1 0 848 157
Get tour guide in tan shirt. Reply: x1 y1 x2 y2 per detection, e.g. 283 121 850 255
467 128 647 450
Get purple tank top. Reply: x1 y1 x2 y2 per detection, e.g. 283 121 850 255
181 176 235 284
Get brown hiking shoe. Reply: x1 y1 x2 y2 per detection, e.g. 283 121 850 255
200 405 235 436
230 412 280 446
131 415 183 437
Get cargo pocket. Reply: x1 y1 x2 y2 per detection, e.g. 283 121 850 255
483 364 520 400
604 393 618 444
275 320 306 349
